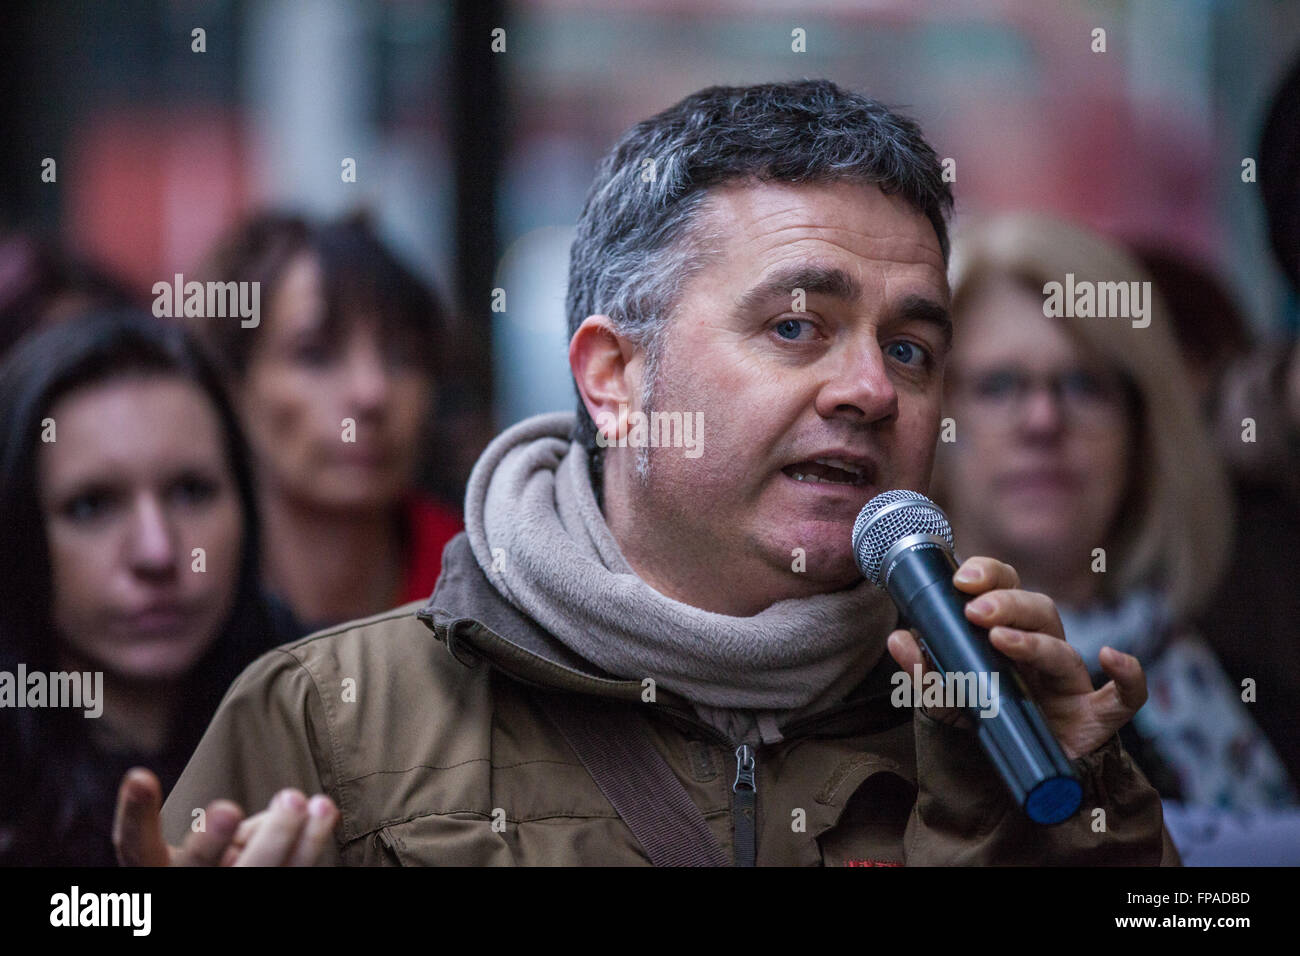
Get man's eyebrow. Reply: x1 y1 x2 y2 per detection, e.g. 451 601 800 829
732 265 863 316
732 266 951 349
889 294 952 352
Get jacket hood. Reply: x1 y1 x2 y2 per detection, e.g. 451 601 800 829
417 532 908 745
418 532 643 698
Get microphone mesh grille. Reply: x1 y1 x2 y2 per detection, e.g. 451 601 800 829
852 490 953 586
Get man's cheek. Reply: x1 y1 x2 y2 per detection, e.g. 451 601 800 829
653 447 732 496
898 410 941 488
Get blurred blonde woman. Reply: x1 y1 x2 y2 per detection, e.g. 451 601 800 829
934 212 1298 863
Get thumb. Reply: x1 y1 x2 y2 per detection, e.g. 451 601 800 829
113 767 172 867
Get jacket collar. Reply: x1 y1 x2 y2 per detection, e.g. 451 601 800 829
416 532 908 746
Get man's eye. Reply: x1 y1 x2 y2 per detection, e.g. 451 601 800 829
773 318 811 341
886 341 928 367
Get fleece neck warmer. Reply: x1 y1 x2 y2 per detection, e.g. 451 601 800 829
463 412 898 745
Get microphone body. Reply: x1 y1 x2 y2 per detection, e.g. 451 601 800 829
854 492 1083 825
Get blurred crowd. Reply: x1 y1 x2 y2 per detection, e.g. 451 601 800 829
1 51 1299 867
0 212 464 865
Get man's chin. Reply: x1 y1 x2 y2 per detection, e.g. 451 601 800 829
773 534 863 586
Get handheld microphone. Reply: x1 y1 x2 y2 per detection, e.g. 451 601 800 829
851 489 1082 825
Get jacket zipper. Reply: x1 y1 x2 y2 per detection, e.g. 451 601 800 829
732 744 757 867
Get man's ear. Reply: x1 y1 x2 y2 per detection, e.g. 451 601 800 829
569 315 640 442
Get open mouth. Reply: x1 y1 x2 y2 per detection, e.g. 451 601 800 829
781 458 871 486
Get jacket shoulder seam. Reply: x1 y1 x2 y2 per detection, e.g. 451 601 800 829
254 646 354 842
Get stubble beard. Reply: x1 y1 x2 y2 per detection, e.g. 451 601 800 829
633 344 661 487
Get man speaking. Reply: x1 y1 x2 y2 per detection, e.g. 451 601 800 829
115 79 1177 866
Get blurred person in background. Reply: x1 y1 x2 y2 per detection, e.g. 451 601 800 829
0 233 140 357
934 213 1300 864
1132 242 1300 788
0 311 296 865
188 211 461 632
1152 50 1300 789
1128 246 1252 418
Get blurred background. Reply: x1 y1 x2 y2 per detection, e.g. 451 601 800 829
3 0 1299 501
5 1 1300 868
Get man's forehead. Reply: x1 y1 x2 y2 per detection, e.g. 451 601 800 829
695 179 946 271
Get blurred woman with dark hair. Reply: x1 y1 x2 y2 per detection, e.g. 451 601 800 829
188 210 461 631
0 233 141 358
0 311 296 865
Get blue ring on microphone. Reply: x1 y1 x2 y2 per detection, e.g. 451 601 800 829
1025 777 1083 824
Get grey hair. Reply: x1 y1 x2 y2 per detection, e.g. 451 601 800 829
566 79 954 498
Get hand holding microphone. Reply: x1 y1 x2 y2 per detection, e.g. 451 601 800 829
853 490 1150 824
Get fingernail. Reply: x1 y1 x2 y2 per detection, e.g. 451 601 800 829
277 790 305 811
308 796 332 818
954 566 979 583
968 597 993 615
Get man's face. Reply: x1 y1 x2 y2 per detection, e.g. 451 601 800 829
615 180 950 604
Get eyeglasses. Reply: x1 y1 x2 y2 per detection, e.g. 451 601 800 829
949 366 1131 428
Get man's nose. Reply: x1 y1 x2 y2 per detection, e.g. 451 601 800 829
126 496 177 578
814 341 899 423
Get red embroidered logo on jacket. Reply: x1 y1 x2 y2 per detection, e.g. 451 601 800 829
845 859 901 867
